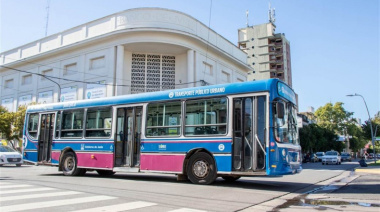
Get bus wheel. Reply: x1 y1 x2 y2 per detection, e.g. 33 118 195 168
222 176 241 182
187 152 217 185
97 170 115 176
61 152 86 176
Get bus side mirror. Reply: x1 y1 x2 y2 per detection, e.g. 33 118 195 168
276 102 285 119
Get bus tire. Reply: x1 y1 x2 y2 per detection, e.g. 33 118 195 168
222 176 241 182
61 152 86 176
97 170 115 176
187 152 217 185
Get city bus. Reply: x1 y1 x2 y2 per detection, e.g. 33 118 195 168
22 79 302 184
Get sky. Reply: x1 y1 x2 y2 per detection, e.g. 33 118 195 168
0 0 379 124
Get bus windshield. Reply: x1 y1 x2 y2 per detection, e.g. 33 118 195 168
274 101 299 144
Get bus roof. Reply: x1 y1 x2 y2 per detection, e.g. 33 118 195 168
26 79 296 113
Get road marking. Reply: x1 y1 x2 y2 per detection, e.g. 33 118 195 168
169 209 208 212
0 182 11 185
1 195 117 212
72 201 157 212
0 191 82 202
0 184 33 189
0 187 55 194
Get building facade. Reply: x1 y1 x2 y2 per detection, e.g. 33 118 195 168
238 22 292 87
0 8 251 111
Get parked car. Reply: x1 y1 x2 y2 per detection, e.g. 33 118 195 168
0 145 23 167
315 152 325 162
340 152 352 162
322 151 341 165
377 153 380 159
303 153 318 163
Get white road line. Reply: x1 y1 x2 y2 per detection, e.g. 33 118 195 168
1 195 117 212
72 201 157 212
0 184 33 189
169 209 208 212
0 187 55 194
0 182 11 185
0 191 82 202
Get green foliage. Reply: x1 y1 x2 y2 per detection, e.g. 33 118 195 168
0 105 14 141
299 123 344 153
315 102 354 134
0 104 30 148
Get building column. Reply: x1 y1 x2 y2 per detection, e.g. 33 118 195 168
187 50 194 88
115 45 124 96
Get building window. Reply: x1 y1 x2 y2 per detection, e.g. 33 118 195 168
64 63 77 76
221 71 230 83
22 75 32 85
41 69 53 81
4 79 14 89
203 62 213 76
90 56 105 70
131 54 175 94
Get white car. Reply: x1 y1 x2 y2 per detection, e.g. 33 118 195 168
322 151 341 165
0 145 23 167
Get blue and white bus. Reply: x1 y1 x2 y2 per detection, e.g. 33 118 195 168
23 79 302 184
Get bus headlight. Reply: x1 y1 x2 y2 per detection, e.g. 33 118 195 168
282 149 286 156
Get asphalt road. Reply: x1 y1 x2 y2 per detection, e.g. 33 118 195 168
0 161 361 212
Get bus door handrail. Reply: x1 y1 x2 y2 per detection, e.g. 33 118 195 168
255 134 266 156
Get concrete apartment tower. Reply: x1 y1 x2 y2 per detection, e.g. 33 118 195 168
238 6 293 87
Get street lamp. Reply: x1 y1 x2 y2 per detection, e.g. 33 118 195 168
347 93 376 163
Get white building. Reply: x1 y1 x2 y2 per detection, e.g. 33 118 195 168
0 8 251 111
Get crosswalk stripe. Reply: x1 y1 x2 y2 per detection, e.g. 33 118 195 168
0 184 33 189
0 187 55 195
1 195 117 212
0 182 11 185
0 191 82 202
72 201 157 212
169 209 208 212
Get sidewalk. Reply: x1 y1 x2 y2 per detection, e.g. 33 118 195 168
355 164 380 175
243 164 380 211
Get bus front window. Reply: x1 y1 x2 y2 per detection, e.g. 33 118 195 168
274 101 299 144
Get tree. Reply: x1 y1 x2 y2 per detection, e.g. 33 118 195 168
315 102 354 135
361 111 380 154
0 105 29 149
299 123 343 153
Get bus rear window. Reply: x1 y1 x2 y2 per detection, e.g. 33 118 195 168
27 113 39 139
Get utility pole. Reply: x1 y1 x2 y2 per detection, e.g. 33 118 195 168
44 0 51 37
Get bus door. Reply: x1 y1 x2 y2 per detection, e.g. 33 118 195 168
232 96 266 171
38 113 55 162
114 106 142 167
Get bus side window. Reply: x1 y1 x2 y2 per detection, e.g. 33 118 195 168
146 101 181 137
85 107 112 138
185 97 227 136
27 113 39 139
61 109 84 138
55 111 61 138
